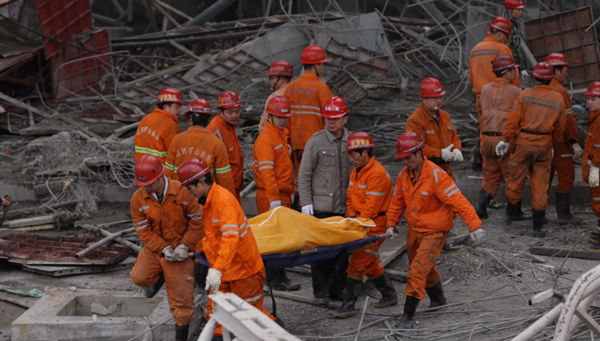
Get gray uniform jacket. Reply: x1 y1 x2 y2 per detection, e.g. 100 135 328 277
298 128 352 215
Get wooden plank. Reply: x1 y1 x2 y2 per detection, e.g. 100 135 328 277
3 215 55 228
384 269 408 282
529 247 600 261
270 290 339 309
13 224 55 232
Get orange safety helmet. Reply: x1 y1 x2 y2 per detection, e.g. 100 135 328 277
184 98 212 119
420 77 446 98
217 90 242 109
266 60 293 78
394 131 425 159
322 96 349 118
584 81 600 97
300 45 328 64
177 157 211 188
532 62 554 80
492 54 519 73
545 52 571 68
489 17 513 36
265 96 292 117
344 132 375 153
135 155 165 186
156 88 185 105
504 0 525 9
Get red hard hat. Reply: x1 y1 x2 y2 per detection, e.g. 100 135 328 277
266 60 293 77
584 81 600 96
135 155 165 186
322 96 349 118
265 96 292 118
344 132 375 153
217 90 242 109
300 45 328 64
504 0 525 9
490 17 513 36
394 131 425 159
545 52 571 68
156 88 185 105
492 54 519 73
532 62 554 80
184 98 212 118
177 157 211 188
420 77 446 98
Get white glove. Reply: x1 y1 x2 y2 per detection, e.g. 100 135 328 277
290 194 295 203
451 148 464 162
302 204 314 216
572 143 583 159
162 246 176 262
495 141 509 156
385 227 398 239
470 228 486 244
173 244 189 261
205 268 222 292
590 167 600 187
520 69 529 80
269 200 282 209
440 144 454 162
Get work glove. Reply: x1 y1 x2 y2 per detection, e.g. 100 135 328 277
269 200 282 209
451 148 464 162
290 194 295 204
590 167 600 187
572 143 583 159
162 246 176 262
470 228 486 244
302 204 314 216
520 69 529 80
495 141 509 156
205 268 222 292
173 244 189 262
385 227 398 239
440 144 454 162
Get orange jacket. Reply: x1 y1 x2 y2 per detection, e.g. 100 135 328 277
386 157 482 233
258 84 288 133
480 78 522 134
201 183 263 282
469 36 520 95
583 111 600 181
135 108 180 164
549 78 579 145
405 104 462 163
346 156 392 230
284 72 332 151
502 85 565 148
208 115 244 198
252 122 294 203
165 126 235 196
130 176 204 254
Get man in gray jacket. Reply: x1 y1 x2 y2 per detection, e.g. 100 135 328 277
299 96 352 301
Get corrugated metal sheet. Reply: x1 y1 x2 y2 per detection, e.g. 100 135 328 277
35 0 92 58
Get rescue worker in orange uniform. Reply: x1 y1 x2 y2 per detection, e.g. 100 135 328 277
495 62 566 237
545 53 583 224
259 61 294 133
177 158 276 339
330 132 398 318
135 88 184 164
583 82 600 251
129 155 204 341
387 131 485 329
165 98 235 196
284 45 333 174
207 90 244 200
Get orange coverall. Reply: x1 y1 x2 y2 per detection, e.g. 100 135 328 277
502 85 565 211
549 78 580 192
479 78 522 197
164 126 235 195
583 110 600 216
258 85 288 133
202 184 274 336
405 104 462 180
134 108 180 164
386 158 482 299
207 115 244 200
130 177 204 327
252 121 294 213
345 156 392 279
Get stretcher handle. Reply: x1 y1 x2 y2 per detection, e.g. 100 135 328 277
300 248 318 256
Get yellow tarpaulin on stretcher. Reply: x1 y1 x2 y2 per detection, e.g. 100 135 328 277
249 206 374 255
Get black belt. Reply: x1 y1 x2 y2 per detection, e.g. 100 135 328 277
356 211 386 217
521 129 550 136
482 132 502 136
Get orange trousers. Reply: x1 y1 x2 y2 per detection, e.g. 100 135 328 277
550 142 575 193
130 247 195 326
405 227 447 300
347 226 385 279
506 145 552 211
256 189 292 214
206 268 275 336
480 135 511 197
474 93 483 129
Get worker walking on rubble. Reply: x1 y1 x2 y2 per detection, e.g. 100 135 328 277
504 0 527 74
299 95 352 301
386 131 485 329
259 60 294 133
129 154 204 341
583 82 600 251
134 88 184 164
177 158 276 340
545 53 583 224
495 62 565 237
330 132 398 318
252 96 301 291
207 90 244 201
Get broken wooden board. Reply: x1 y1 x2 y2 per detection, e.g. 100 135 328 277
2 215 55 229
17 256 136 277
529 247 600 261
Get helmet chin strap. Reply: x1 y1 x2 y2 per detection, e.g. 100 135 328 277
271 76 281 91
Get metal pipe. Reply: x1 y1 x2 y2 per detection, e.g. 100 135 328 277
80 224 141 253
75 227 136 258
181 0 236 28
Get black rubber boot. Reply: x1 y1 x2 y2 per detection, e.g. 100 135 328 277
555 192 583 224
532 210 546 238
442 242 462 253
505 201 517 225
476 190 492 219
267 267 301 291
212 336 223 341
369 274 398 308
329 277 361 318
144 273 164 298
175 324 189 341
194 263 209 289
513 201 532 221
397 295 420 329
589 219 600 243
425 281 447 310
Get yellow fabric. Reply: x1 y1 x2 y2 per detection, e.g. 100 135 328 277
249 206 373 255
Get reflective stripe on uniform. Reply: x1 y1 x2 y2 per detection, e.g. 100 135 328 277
135 146 167 158
366 191 386 196
215 165 231 174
